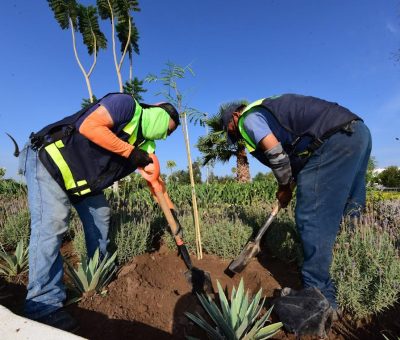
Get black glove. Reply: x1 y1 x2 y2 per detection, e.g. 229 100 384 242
127 148 153 168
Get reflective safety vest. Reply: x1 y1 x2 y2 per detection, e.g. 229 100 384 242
237 94 361 154
34 93 155 200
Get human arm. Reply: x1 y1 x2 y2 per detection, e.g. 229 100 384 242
258 134 293 208
79 105 151 167
243 111 293 207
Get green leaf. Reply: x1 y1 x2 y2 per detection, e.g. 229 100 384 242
185 312 224 339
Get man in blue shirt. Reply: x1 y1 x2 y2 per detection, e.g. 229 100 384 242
221 94 372 318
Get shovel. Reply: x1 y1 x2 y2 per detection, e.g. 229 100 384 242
139 154 213 294
225 202 280 276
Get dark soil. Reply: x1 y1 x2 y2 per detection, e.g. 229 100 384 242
1 244 399 340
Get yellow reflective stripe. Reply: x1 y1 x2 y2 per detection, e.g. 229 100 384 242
55 140 64 148
77 180 87 186
79 189 91 195
44 143 76 190
139 140 156 154
236 99 267 153
122 99 142 145
242 99 264 113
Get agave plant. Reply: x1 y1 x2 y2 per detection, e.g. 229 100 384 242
0 239 29 279
185 278 282 339
65 248 117 296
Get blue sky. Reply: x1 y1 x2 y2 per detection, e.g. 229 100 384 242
1 0 399 180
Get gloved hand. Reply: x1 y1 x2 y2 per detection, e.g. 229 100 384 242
127 148 153 168
276 183 292 208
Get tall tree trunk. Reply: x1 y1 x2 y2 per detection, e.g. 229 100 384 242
69 17 94 102
236 146 250 183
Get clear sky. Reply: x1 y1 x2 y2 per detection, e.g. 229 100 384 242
1 0 399 180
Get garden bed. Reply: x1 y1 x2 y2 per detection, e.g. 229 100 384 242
3 243 399 339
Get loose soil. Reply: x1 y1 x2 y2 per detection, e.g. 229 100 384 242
1 244 399 340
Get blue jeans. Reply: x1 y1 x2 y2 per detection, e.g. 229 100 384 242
21 146 111 319
295 121 371 309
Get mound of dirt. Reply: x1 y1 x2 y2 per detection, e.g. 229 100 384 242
3 244 398 339
67 246 330 340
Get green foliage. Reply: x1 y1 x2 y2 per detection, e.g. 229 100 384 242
123 77 147 101
65 248 117 296
0 193 30 248
145 62 201 120
109 217 152 264
378 166 400 188
253 172 274 182
366 156 378 187
47 0 78 29
71 218 87 258
331 217 400 319
0 174 26 195
81 95 98 109
196 104 247 166
77 4 107 55
0 239 29 279
169 160 202 184
185 278 282 339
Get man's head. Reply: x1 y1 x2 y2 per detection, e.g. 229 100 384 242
157 103 180 135
220 102 247 144
140 102 180 140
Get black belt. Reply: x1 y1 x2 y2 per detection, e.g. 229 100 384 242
294 119 359 159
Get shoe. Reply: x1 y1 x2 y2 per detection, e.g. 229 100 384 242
36 310 79 332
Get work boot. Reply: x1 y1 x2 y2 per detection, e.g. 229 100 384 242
36 310 79 332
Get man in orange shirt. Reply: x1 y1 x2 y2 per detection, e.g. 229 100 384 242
18 93 179 331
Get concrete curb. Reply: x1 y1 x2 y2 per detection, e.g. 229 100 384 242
0 305 87 339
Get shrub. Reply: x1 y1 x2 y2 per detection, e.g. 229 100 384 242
185 278 282 339
0 194 30 249
0 239 29 281
331 217 400 319
64 248 117 297
109 217 152 264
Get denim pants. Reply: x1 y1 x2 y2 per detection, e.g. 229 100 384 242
295 121 372 309
20 146 111 319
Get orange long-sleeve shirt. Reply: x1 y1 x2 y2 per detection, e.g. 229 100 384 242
79 105 134 158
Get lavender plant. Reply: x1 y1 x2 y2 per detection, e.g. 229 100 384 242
331 214 400 319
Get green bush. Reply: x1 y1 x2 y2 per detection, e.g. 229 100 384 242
331 217 400 319
0 194 30 249
0 209 30 249
109 217 152 264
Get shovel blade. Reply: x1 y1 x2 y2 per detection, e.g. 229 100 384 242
226 241 260 276
184 267 213 294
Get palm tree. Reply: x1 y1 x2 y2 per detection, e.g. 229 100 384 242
166 160 176 181
197 101 251 183
97 0 140 92
47 0 107 102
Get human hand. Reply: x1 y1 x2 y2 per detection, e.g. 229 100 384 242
276 183 293 208
128 148 153 168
